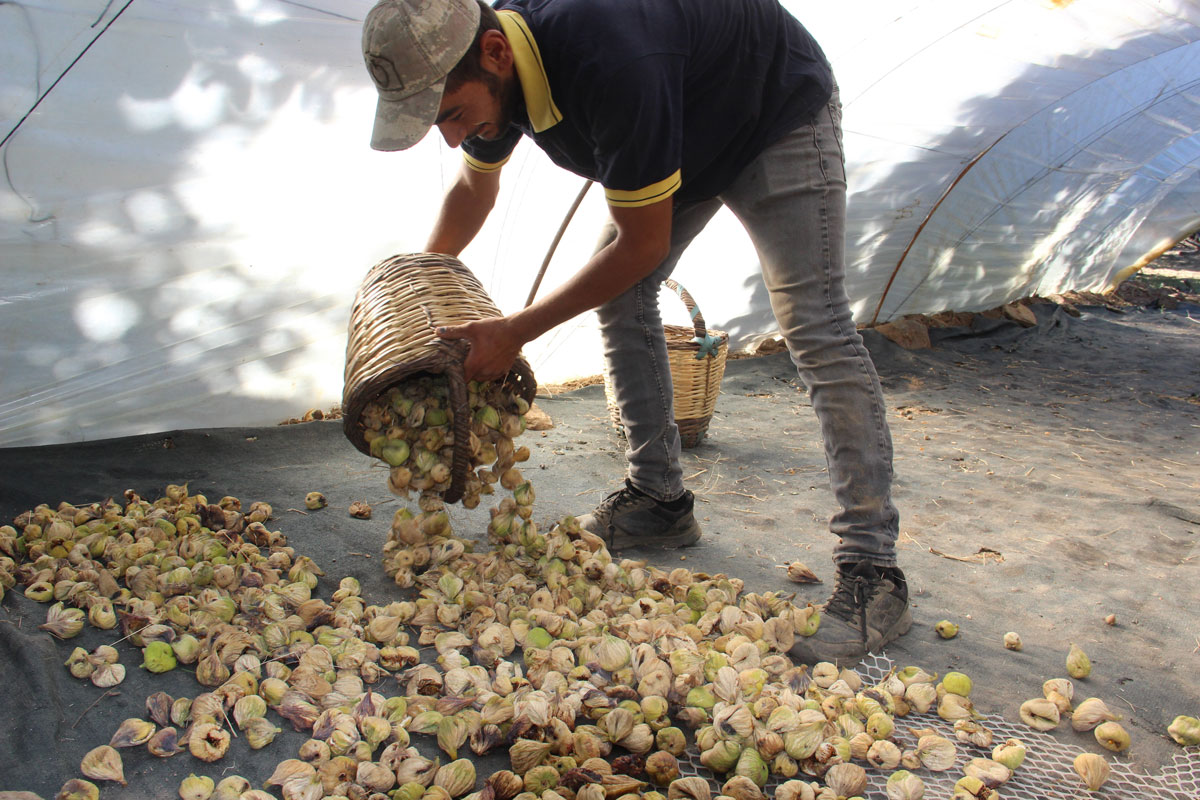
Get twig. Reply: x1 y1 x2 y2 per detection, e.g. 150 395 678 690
930 547 1004 564
346 552 374 559
1070 427 1122 443
728 508 762 515
220 703 239 737
709 491 764 501
108 622 154 648
73 690 120 728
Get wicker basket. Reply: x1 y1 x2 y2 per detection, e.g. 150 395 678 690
604 279 728 448
342 253 537 503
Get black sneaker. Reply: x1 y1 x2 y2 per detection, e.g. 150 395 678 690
789 561 912 666
577 480 702 550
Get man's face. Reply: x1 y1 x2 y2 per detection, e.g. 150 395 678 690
435 72 517 149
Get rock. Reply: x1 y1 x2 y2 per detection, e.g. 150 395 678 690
525 403 555 431
927 311 975 328
875 318 931 349
1002 303 1038 327
750 336 788 356
1045 294 1082 317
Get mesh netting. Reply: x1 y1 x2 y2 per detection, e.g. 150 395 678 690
677 652 1200 798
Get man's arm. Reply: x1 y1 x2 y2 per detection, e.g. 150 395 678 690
425 163 502 256
438 197 673 380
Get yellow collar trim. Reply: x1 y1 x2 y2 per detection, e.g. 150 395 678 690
498 10 562 133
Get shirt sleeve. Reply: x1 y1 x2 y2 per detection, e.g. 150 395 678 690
587 54 685 208
461 125 523 173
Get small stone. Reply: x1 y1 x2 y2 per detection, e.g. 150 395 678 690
1002 303 1038 326
524 403 555 431
875 319 931 350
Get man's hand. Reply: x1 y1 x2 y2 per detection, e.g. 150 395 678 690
437 317 522 382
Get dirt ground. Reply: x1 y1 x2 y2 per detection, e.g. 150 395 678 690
0 259 1197 798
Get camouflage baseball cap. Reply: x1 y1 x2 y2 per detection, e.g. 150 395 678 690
362 0 481 151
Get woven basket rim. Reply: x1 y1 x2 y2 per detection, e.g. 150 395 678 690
662 322 728 352
340 252 537 503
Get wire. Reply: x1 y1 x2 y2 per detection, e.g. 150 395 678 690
0 0 138 152
524 179 592 307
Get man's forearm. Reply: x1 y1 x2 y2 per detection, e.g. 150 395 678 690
434 197 672 381
425 167 499 255
507 210 671 345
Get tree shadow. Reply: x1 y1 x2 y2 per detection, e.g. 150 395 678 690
695 21 1200 351
2 5 1198 444
0 1 372 445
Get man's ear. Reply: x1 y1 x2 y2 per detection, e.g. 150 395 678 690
478 29 513 73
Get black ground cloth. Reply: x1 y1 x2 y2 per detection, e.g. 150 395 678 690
1 301 1197 796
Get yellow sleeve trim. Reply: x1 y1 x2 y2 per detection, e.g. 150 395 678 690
604 170 682 208
463 152 510 174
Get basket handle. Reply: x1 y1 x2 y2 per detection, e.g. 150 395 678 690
434 336 539 505
400 289 472 505
663 278 722 360
432 338 472 505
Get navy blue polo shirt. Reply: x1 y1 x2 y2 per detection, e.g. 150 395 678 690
461 0 833 207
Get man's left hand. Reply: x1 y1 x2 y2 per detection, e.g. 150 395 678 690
437 317 522 382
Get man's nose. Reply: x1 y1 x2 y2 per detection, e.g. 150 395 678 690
438 122 468 149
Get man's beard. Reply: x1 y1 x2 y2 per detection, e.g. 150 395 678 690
474 71 519 141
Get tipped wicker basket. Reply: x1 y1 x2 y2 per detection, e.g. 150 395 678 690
604 279 728 448
342 253 537 503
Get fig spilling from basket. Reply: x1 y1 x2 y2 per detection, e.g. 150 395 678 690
358 375 530 508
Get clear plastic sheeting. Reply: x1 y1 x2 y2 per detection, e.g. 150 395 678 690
2 0 1199 445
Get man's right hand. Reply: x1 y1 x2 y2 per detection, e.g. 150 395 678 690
437 316 523 382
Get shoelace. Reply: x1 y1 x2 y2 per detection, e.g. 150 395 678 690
826 564 877 648
594 486 640 550
595 486 637 518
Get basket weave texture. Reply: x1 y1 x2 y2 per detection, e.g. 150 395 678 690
604 279 728 448
342 253 537 502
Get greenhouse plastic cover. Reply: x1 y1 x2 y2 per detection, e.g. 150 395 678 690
2 0 1199 446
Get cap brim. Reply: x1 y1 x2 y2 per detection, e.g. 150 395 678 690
370 79 446 151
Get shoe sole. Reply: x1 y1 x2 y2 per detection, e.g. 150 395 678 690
608 527 702 550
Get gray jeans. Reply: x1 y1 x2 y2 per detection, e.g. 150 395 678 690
594 87 900 565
